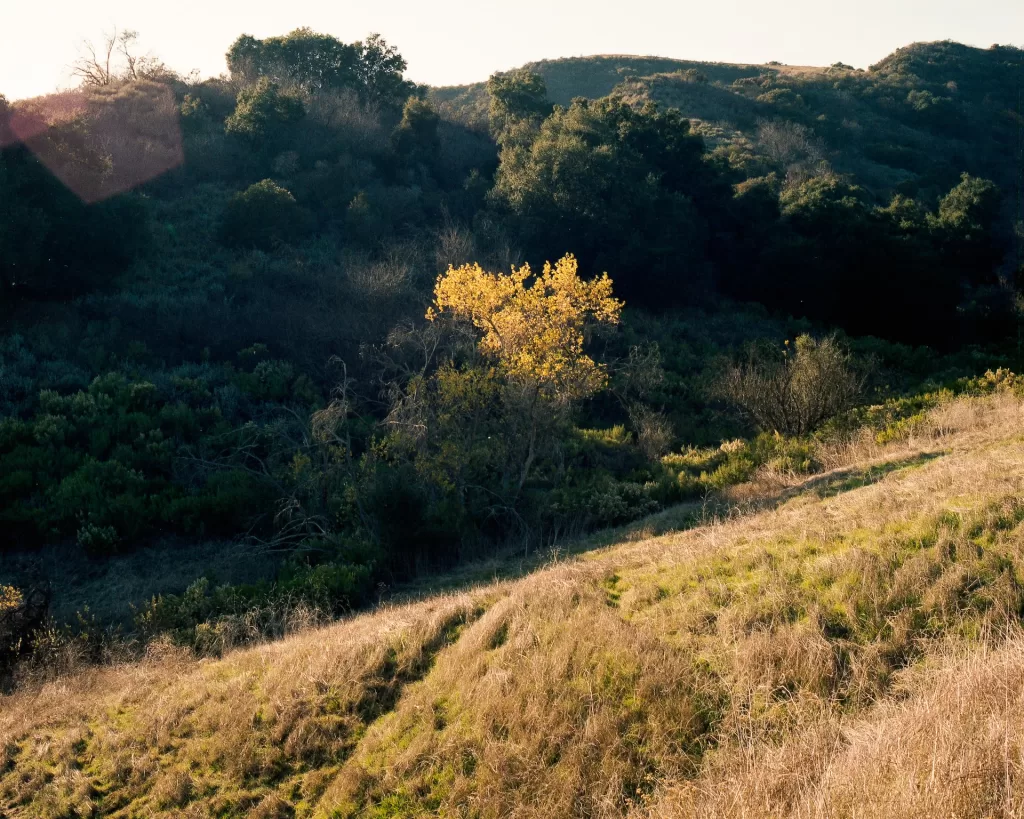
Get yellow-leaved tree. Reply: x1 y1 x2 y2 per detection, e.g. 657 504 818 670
427 253 622 404
424 253 622 495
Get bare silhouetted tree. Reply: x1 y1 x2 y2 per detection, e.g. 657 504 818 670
718 334 868 435
71 28 164 87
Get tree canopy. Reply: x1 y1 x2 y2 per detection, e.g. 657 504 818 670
226 29 414 108
219 179 312 250
224 77 305 147
490 96 726 306
486 69 552 141
429 254 622 403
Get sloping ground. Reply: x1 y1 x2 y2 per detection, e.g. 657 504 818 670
429 55 780 129
2 394 1023 818
644 636 1024 818
430 54 793 111
431 42 1022 204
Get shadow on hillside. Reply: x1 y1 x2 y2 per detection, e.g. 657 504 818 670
1 451 946 628
604 450 944 541
0 539 281 628
392 450 945 601
801 452 943 498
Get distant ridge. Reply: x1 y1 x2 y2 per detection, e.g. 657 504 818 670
430 41 1022 203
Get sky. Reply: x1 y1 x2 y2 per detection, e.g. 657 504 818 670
1 0 1022 100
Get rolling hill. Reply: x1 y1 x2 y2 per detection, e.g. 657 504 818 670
3 389 1023 817
431 41 1023 204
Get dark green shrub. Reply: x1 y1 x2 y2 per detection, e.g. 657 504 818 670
219 180 312 250
392 97 440 162
76 523 120 553
194 469 276 535
547 475 660 532
50 458 149 548
236 358 296 400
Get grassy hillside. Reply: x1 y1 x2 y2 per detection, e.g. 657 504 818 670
4 389 1024 818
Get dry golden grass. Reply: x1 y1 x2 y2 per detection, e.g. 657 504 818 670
771 65 832 77
641 632 1024 818
1 392 1022 818
0 597 483 817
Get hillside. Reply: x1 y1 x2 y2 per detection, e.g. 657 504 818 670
4 389 1024 817
431 41 1023 203
3 34 1024 816
430 54 781 124
431 54 816 112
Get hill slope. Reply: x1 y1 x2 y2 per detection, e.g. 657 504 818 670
3 391 1024 818
432 41 1023 202
430 54 782 117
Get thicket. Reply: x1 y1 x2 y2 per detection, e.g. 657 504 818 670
718 334 868 435
1 31 1022 664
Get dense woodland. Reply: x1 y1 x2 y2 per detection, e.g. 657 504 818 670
1 30 1022 664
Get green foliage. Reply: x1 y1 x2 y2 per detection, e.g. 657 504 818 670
219 179 312 250
179 92 208 121
935 173 1000 232
0 366 280 550
549 475 660 530
76 522 120 554
224 77 305 147
444 43 1020 338
134 559 374 654
729 171 1006 346
490 95 726 305
392 97 440 164
171 469 277 537
486 68 551 140
237 358 296 400
227 29 414 108
931 174 1004 288
52 458 149 544
2 32 1023 667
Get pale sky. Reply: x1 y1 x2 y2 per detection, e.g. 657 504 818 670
1 0 1022 100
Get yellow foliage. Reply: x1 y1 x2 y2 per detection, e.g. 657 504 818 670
0 586 22 614
427 254 622 402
